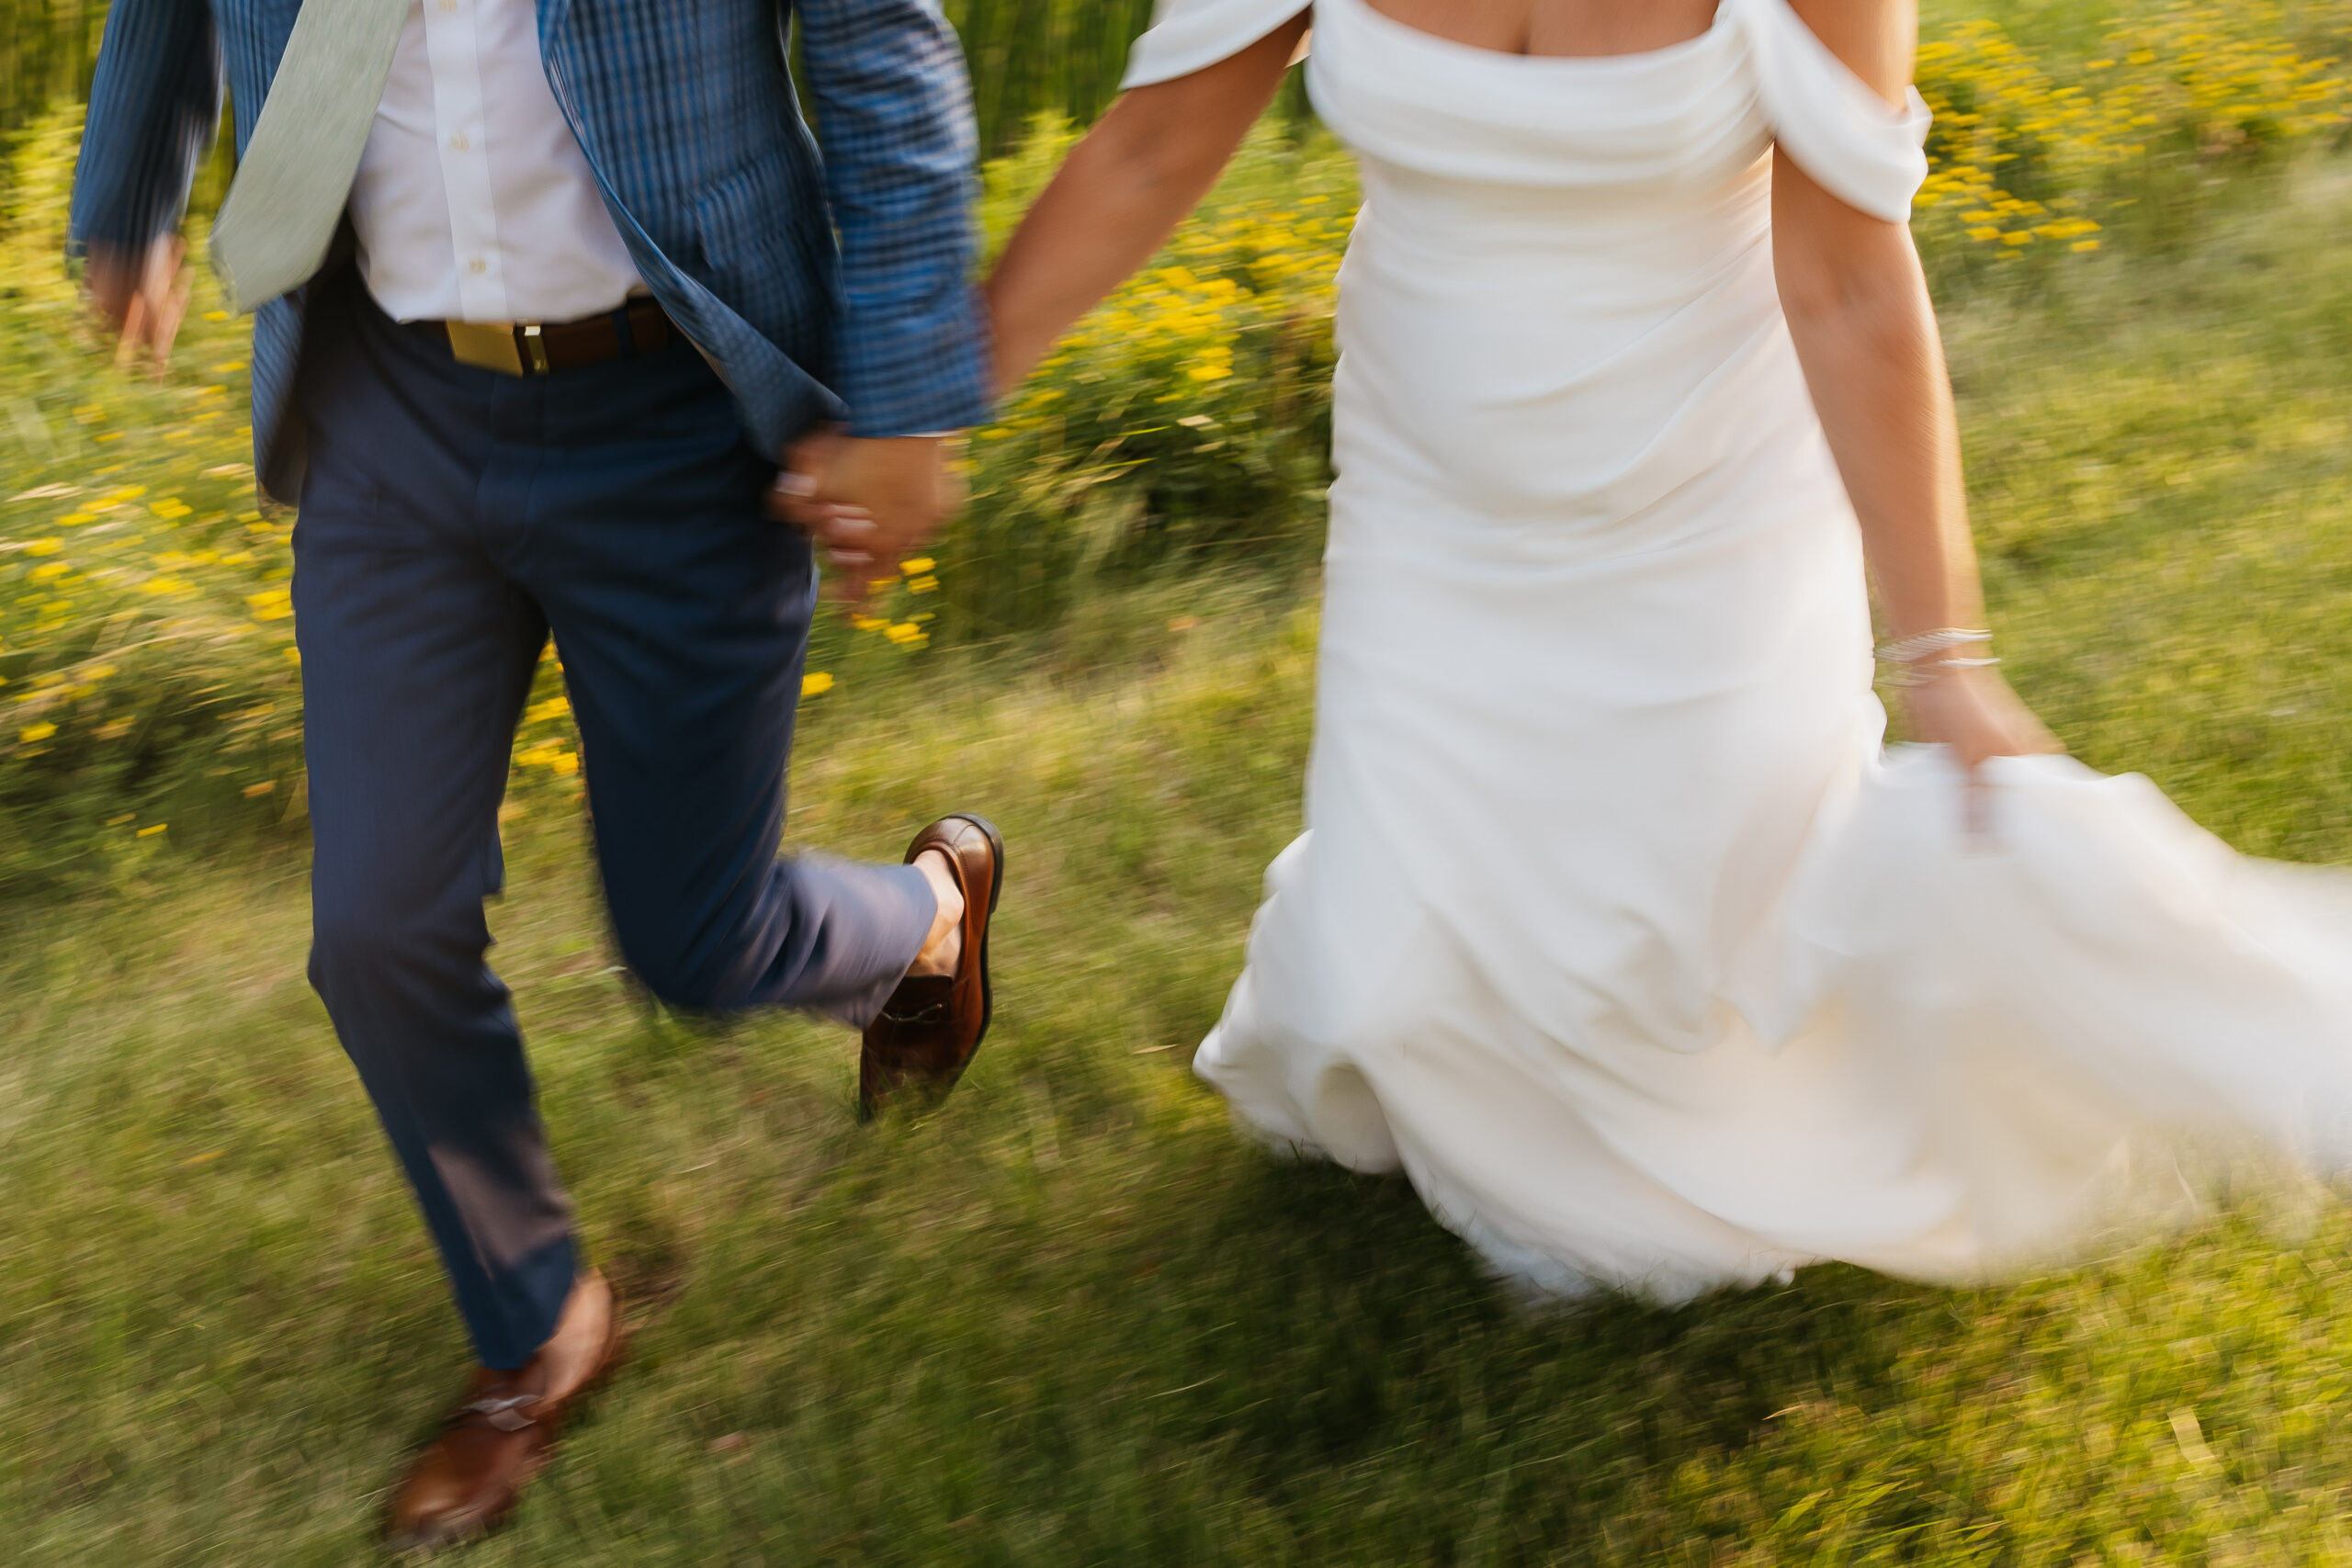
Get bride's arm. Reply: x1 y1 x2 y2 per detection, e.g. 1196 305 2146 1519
984 16 1311 396
1773 0 2059 767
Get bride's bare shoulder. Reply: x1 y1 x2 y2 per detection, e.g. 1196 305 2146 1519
1778 0 1917 105
1124 0 1311 91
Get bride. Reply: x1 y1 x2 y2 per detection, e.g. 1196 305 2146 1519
821 0 2352 1299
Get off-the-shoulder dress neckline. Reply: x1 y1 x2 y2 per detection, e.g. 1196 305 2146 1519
1338 0 1727 68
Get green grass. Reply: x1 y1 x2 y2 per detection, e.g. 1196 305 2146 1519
8 137 2352 1568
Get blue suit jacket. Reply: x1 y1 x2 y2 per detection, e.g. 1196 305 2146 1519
69 0 993 502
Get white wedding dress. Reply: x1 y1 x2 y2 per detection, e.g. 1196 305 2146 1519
1124 0 2352 1301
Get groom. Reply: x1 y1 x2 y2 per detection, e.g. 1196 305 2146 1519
73 0 1002 1546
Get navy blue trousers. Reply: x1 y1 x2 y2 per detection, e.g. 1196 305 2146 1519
293 276 935 1369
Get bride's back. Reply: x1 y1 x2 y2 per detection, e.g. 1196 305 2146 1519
1364 0 1721 58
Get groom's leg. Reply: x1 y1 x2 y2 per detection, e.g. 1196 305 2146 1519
498 338 937 1027
293 276 576 1370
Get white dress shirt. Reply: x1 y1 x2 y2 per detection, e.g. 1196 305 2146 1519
347 0 644 324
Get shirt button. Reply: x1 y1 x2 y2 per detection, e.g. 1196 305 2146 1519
449 132 469 151
468 258 487 275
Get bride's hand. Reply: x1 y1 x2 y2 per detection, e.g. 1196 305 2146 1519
1900 663 2064 772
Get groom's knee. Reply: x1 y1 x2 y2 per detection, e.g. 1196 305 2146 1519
608 929 743 1014
307 879 494 1020
605 877 790 1015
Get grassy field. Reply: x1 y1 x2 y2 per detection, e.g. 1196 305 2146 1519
4 148 2352 1562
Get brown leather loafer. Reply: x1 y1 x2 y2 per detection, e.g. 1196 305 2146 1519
860 813 1005 1120
386 1269 626 1551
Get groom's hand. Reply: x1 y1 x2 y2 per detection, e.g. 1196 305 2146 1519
85 235 192 377
770 428 964 604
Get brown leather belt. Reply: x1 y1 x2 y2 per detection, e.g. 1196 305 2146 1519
437 297 677 376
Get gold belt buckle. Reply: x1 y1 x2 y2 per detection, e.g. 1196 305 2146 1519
445 320 550 376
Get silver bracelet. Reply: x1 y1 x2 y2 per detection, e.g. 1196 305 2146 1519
1877 627 1992 664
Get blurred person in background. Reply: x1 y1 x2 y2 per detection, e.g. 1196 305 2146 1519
843 0 2352 1307
71 0 1007 1547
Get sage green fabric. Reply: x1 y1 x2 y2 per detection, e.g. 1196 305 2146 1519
209 0 413 314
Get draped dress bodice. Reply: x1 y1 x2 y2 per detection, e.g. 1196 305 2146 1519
1299 0 1926 533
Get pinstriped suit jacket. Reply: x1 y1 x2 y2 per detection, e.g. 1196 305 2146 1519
68 0 993 502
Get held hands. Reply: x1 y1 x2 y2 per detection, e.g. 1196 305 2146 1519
85 236 193 376
769 429 964 604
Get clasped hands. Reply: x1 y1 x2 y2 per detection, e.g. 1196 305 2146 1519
768 429 964 604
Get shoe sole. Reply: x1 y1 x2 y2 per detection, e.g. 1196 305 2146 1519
935 811 1004 1094
950 811 1004 1052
